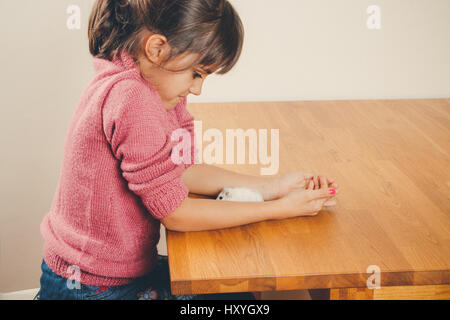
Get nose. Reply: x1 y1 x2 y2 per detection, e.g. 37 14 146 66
189 79 203 96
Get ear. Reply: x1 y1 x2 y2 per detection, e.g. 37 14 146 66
223 187 232 196
143 33 170 65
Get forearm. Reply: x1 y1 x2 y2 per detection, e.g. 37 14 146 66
162 197 283 232
182 164 280 201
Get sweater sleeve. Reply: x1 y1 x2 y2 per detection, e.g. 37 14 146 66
102 80 189 220
174 97 198 169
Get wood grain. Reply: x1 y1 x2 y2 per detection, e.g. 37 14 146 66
167 99 450 296
325 284 450 300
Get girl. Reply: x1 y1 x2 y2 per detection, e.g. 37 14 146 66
38 0 339 300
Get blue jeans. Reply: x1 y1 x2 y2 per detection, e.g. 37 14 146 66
37 255 254 300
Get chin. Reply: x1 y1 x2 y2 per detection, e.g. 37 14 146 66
162 97 184 110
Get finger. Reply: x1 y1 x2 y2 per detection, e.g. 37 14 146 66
309 176 335 200
313 175 319 189
328 181 339 193
322 176 337 197
327 177 339 189
303 173 314 180
304 179 310 190
323 199 337 206
322 176 339 192
320 176 328 190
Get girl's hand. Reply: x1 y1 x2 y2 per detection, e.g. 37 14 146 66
276 171 339 206
277 176 337 218
304 177 338 206
277 170 338 193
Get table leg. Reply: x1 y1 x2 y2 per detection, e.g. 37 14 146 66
252 292 262 300
308 289 331 300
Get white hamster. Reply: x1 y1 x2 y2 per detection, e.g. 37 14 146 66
216 187 264 202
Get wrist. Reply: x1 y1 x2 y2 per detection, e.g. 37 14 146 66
262 198 286 220
260 176 281 201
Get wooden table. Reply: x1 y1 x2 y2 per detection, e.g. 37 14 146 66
167 99 450 300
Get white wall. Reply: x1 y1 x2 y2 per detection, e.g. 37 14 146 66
0 0 449 292
196 0 450 102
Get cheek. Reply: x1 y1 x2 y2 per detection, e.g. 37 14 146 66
169 75 191 96
158 73 194 101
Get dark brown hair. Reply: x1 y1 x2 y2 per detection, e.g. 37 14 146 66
88 0 244 74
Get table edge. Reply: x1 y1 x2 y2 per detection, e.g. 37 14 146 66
170 269 450 295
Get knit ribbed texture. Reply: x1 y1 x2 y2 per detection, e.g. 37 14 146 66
40 50 196 286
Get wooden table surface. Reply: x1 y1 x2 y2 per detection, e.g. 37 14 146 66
167 99 450 299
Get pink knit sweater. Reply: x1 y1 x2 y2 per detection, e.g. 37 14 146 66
40 50 196 286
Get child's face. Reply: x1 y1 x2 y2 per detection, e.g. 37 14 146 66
138 47 216 110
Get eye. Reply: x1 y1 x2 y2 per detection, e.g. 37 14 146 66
193 71 203 79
